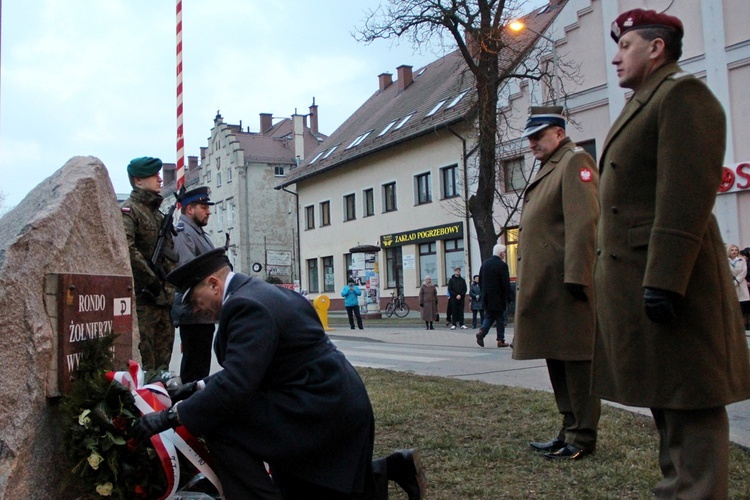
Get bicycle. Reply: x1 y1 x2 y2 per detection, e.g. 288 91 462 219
384 291 410 318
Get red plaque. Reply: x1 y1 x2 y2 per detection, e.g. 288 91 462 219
56 274 134 394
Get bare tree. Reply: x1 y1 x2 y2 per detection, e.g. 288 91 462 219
356 0 575 261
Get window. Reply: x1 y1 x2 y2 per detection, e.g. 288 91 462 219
503 157 526 193
393 113 414 131
309 150 326 164
443 238 464 284
216 172 222 187
322 144 340 159
441 165 458 198
415 172 431 205
577 139 597 161
323 256 334 293
419 242 437 284
206 170 212 183
227 167 232 183
344 194 356 221
363 188 374 217
307 259 319 293
378 120 397 137
226 198 234 228
383 182 397 213
305 205 315 230
385 247 403 292
215 201 223 231
346 130 372 149
320 201 331 226
216 156 221 169
505 227 519 278
345 253 354 283
425 99 446 117
274 166 285 177
446 91 468 109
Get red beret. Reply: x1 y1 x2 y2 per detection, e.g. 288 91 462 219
610 9 683 42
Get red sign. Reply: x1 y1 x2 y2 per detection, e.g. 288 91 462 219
718 163 750 193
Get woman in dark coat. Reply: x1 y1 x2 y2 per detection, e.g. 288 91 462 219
418 276 438 330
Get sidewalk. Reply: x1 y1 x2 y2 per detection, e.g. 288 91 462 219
327 317 750 450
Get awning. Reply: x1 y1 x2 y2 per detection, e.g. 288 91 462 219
349 244 381 253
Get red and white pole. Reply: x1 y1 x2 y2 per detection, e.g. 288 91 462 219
175 0 185 191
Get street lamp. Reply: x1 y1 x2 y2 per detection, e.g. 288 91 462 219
509 20 559 104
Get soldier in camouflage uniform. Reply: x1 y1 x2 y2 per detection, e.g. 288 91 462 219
120 157 178 370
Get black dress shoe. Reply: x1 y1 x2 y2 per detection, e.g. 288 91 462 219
529 438 565 452
387 449 427 500
475 332 485 347
544 444 590 460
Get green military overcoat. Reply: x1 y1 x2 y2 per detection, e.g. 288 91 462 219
592 62 750 409
513 138 599 361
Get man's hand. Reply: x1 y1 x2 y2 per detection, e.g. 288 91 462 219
166 378 198 403
132 410 174 441
643 287 680 324
146 278 162 297
565 283 588 301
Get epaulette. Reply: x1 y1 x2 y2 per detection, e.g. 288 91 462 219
669 71 691 80
175 221 185 232
572 147 584 153
120 207 131 213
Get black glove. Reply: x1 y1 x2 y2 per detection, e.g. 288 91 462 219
146 278 162 298
132 408 178 441
565 283 588 301
166 377 198 403
643 287 680 324
420 303 424 307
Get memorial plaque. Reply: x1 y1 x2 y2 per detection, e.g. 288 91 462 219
56 274 134 394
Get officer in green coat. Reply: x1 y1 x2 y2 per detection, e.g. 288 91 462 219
594 10 750 498
120 156 178 370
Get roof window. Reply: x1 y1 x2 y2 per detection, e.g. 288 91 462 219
446 91 468 109
378 120 397 137
392 113 415 131
322 144 340 159
346 130 373 149
425 99 447 117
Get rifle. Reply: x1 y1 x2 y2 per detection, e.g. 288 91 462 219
149 186 185 284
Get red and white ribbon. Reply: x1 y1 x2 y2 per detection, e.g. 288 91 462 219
176 0 185 192
107 361 223 499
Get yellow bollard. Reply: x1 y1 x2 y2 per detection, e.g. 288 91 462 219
313 294 333 331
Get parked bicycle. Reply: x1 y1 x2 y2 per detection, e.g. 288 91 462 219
385 291 410 318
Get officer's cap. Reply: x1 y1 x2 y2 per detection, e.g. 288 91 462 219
610 9 683 43
181 187 215 206
166 248 231 301
127 157 163 178
521 106 566 138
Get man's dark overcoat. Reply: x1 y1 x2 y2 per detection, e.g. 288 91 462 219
478 255 512 314
513 138 599 361
592 62 750 409
178 274 374 493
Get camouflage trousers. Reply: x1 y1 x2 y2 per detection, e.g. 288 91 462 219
135 302 175 371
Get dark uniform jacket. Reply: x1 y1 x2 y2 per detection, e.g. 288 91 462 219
513 138 599 361
592 62 750 409
171 214 216 325
178 274 374 493
478 256 512 313
120 187 176 306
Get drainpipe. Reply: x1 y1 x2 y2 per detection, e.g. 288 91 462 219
281 186 302 283
448 127 472 278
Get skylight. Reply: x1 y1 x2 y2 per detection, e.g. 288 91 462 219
322 144 340 159
446 91 468 109
392 113 415 131
378 120 397 137
425 99 447 117
309 150 325 164
346 130 373 149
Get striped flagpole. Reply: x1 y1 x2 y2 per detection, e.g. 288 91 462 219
175 0 185 191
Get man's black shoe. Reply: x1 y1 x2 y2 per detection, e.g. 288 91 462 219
529 438 565 452
387 449 426 500
475 332 485 347
544 444 591 461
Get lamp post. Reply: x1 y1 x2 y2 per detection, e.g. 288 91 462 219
509 21 559 104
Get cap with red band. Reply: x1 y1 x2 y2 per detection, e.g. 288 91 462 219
610 9 683 43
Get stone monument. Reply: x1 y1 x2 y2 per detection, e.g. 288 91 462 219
0 156 138 498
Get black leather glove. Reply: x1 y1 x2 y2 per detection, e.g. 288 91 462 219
643 287 680 324
166 377 198 403
565 283 588 301
132 407 179 441
146 278 162 298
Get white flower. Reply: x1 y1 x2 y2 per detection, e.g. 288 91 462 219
78 409 91 427
87 452 104 470
95 482 113 496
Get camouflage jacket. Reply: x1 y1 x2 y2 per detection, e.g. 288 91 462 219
120 187 177 306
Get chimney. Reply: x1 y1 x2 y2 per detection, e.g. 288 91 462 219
292 113 305 162
260 113 273 133
396 65 413 92
309 98 319 135
188 155 198 171
378 72 393 91
200 146 207 160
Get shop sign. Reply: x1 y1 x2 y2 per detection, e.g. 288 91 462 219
380 222 464 248
718 162 750 194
